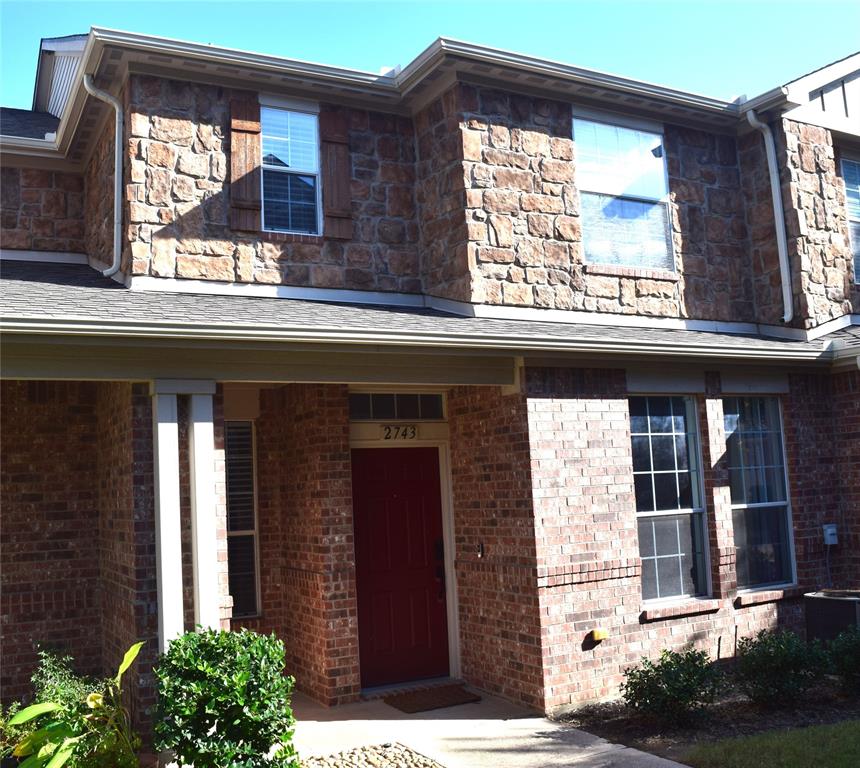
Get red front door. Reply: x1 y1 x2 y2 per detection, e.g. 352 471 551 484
351 447 449 688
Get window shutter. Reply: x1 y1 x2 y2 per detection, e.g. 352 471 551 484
230 96 262 232
319 107 353 239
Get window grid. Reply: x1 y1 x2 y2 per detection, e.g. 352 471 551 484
723 397 794 589
630 396 707 601
225 420 261 618
261 106 321 235
840 157 860 279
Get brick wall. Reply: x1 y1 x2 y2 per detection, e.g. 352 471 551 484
0 167 85 252
124 75 420 291
85 118 117 268
831 369 860 586
1 381 102 702
237 384 360 705
447 384 545 709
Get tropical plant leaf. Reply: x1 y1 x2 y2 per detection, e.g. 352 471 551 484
12 722 72 757
8 702 60 725
45 742 76 768
115 641 145 685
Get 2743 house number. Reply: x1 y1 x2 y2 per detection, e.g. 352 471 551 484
381 424 418 440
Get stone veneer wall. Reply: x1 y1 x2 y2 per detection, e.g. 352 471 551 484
452 85 755 320
447 385 545 709
124 75 420 291
0 168 85 252
780 119 857 328
238 384 360 706
85 118 118 268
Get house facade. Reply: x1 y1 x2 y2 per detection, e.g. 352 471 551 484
1 30 859 722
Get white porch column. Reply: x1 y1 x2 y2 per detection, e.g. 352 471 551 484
188 390 221 630
151 388 184 653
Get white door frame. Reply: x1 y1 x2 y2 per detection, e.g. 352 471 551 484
348 431 461 681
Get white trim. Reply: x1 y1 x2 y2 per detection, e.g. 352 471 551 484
571 105 664 135
152 392 185 652
0 249 88 265
348 439 460 681
152 379 217 395
805 313 860 341
258 93 320 113
189 393 221 630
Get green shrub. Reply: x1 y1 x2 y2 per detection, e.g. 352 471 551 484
736 629 826 707
829 626 860 693
154 628 299 768
621 648 722 723
5 642 144 767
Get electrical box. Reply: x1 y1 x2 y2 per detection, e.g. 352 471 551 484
822 523 838 546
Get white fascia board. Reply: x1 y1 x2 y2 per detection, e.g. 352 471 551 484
0 315 831 363
0 250 88 264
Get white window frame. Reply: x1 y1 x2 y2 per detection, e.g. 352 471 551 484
224 419 262 618
723 396 797 592
629 395 712 603
839 154 860 281
259 97 323 237
572 107 676 272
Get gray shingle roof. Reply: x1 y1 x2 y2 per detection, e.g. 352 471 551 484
0 260 847 362
0 108 60 138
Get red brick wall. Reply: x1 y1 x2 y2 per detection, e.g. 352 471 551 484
832 370 860 586
237 384 360 705
0 167 85 252
447 384 544 709
1 381 102 702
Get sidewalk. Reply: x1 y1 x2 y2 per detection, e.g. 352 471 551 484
292 691 686 768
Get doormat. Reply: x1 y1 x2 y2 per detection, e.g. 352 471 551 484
383 684 481 714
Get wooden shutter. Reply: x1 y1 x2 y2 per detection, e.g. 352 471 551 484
319 107 353 239
229 96 262 232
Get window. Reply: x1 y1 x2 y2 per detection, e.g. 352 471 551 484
841 157 860 280
225 421 260 617
348 392 445 421
723 397 793 589
629 396 707 600
261 106 320 234
573 117 673 271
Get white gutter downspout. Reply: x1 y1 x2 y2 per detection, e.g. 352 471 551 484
746 109 793 324
83 74 123 278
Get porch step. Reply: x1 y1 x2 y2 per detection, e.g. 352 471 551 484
360 676 466 701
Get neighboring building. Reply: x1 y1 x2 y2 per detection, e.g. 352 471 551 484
1 29 858 721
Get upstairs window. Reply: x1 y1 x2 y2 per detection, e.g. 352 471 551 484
261 106 320 234
573 116 673 271
841 157 860 280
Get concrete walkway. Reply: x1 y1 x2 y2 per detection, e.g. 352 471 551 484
292 691 686 768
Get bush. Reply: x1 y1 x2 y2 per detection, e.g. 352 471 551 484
621 648 722 723
829 626 860 693
154 628 299 768
736 629 826 707
5 642 144 767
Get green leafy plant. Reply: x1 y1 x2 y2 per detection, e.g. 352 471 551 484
6 642 144 767
736 629 826 708
828 626 860 693
621 648 722 724
154 628 299 768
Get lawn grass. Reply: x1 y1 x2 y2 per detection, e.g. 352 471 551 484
684 719 860 768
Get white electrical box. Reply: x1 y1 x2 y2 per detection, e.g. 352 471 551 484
822 524 838 546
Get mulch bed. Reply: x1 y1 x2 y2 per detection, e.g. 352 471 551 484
302 743 444 768
557 678 860 764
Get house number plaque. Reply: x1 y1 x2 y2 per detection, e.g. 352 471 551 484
381 424 418 440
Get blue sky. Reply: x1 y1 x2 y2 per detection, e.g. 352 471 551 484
1 0 858 109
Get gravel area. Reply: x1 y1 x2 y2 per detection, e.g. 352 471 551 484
302 742 444 767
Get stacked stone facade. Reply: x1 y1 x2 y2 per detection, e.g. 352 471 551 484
0 167 85 253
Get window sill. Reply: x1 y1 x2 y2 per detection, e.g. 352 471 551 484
734 586 804 608
261 230 323 244
584 263 680 282
640 598 721 622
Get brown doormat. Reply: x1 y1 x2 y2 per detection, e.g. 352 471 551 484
384 684 481 713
